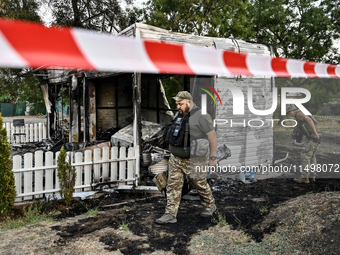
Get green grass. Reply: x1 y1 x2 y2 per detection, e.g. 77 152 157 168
25 236 35 241
84 207 100 216
313 116 340 123
259 206 269 215
299 205 308 213
317 120 339 132
119 205 129 213
1 205 53 231
273 119 339 156
118 216 129 231
79 200 102 216
0 199 104 231
273 123 293 146
212 214 227 227
274 116 340 136
49 247 56 254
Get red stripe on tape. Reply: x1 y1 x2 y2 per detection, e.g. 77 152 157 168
271 58 290 77
313 115 340 121
1 19 340 78
327 65 338 78
223 51 252 76
304 62 318 78
0 20 93 69
143 41 194 74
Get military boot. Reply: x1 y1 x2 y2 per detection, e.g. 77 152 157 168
293 178 310 184
200 204 217 217
155 213 177 224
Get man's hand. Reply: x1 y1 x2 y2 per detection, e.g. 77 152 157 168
209 159 218 168
313 133 319 140
206 130 217 168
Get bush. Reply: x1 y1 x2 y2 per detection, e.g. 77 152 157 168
0 114 16 214
57 146 76 206
28 102 46 115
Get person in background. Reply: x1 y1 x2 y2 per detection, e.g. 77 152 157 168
286 104 323 184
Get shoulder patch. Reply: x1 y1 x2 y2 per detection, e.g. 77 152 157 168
295 112 306 122
296 112 305 118
205 115 213 124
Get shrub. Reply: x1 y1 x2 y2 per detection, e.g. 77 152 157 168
0 114 16 214
57 146 76 206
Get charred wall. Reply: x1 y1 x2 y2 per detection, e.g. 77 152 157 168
94 74 172 140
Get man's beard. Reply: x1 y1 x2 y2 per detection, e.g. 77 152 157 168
179 104 190 115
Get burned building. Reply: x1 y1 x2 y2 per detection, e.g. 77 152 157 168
43 23 275 175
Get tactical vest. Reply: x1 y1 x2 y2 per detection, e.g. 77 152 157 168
295 110 318 138
163 108 200 148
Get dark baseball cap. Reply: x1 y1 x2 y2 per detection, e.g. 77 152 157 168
172 91 193 101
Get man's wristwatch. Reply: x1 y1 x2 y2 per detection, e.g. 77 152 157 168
209 156 217 161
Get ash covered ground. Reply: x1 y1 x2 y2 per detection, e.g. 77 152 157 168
2 143 340 255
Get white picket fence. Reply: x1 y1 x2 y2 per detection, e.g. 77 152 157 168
12 146 140 201
2 122 47 145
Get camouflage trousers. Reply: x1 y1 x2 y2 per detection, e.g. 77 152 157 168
165 154 215 217
300 139 320 178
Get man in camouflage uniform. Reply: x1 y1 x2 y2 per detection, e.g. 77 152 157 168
287 104 323 184
155 91 217 224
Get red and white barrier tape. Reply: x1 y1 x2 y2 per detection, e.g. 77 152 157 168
313 115 340 121
1 19 340 77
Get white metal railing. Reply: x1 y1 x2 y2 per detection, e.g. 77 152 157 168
12 145 140 201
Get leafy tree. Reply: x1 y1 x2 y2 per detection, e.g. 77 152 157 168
44 0 138 32
141 0 255 39
293 78 340 113
57 146 76 206
160 75 184 109
321 0 340 64
0 0 41 21
0 0 43 108
0 114 16 214
0 68 43 105
142 0 340 63
140 0 255 108
250 0 339 63
141 0 340 110
275 77 340 119
323 0 340 36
